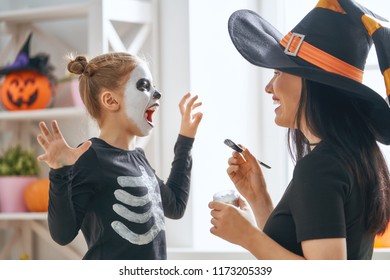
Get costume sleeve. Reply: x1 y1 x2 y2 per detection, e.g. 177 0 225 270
290 153 352 242
48 147 100 245
157 134 194 219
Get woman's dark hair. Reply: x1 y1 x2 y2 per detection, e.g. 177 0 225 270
288 79 390 235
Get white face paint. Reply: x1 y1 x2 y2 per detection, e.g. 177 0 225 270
124 63 161 136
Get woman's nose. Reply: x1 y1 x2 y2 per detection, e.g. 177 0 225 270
265 80 273 94
153 89 162 100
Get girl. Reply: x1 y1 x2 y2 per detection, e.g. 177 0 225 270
37 53 202 259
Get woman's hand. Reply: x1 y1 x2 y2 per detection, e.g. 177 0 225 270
178 93 203 138
36 120 91 169
227 146 266 201
209 197 257 247
227 146 273 228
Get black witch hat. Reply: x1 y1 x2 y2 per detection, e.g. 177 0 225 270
0 33 54 78
228 0 390 144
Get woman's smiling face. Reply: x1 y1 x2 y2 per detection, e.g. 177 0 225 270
265 71 302 128
122 63 161 136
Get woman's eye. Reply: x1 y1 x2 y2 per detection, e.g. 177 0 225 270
136 78 151 91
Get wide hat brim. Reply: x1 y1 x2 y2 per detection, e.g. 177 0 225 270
228 9 390 144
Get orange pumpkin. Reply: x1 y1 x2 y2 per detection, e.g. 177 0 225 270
0 70 52 110
24 178 50 212
374 223 390 248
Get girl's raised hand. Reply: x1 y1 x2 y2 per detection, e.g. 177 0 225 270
36 120 91 169
179 93 203 138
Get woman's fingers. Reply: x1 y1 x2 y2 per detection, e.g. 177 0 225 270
227 164 239 175
228 151 246 165
241 148 260 166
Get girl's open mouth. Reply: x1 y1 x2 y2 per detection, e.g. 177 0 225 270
145 104 159 126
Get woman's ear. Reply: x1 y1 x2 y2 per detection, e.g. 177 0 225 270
101 91 120 111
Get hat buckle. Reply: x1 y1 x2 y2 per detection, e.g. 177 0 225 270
284 32 305 57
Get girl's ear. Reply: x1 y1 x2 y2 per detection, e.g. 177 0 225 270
101 91 120 111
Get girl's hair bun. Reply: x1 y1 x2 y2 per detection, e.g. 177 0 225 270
67 56 97 77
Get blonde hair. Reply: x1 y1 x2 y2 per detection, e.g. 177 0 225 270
67 52 142 120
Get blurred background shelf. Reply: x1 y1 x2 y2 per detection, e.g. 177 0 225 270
0 211 83 259
372 248 390 260
0 107 86 121
0 212 47 220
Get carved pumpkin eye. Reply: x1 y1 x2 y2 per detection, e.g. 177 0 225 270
0 70 52 111
25 78 35 86
10 79 19 87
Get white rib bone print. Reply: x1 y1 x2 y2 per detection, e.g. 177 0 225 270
111 165 165 245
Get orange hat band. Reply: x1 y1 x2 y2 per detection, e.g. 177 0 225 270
361 14 390 97
384 68 390 97
281 32 364 83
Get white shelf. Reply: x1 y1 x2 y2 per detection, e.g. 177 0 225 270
373 248 390 260
0 212 47 220
0 107 86 121
167 247 390 260
0 1 151 25
0 3 88 23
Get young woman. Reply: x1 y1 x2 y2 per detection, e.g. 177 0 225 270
209 0 390 259
37 53 203 259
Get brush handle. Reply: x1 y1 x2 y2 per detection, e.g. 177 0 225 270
258 160 271 169
224 139 271 169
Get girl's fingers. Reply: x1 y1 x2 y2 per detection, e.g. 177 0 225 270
182 94 199 116
36 134 49 150
39 121 53 142
192 101 202 110
179 93 191 114
191 112 203 126
76 141 92 157
186 95 199 108
51 120 64 140
37 154 48 162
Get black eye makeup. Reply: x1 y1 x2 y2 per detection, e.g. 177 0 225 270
136 78 151 92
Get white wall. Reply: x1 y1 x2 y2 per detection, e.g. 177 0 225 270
158 0 292 252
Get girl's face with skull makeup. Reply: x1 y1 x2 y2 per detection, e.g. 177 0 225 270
123 63 161 136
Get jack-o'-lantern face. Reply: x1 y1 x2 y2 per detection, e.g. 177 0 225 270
0 70 52 110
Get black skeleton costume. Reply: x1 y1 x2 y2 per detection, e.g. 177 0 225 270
48 135 193 260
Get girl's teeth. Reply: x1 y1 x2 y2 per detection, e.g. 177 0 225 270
273 100 280 105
